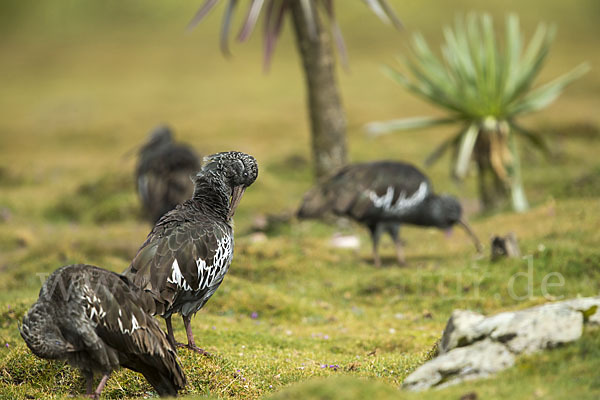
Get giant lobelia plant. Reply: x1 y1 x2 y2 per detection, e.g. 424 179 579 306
188 0 401 179
366 13 589 212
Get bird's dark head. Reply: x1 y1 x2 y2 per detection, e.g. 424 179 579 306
20 302 74 360
427 194 483 253
200 151 258 188
429 195 462 229
196 151 258 218
141 124 173 152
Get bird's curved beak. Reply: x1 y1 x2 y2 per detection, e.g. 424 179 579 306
228 185 247 220
458 217 483 253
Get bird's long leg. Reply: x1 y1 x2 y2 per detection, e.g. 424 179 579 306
182 314 211 356
165 315 181 348
91 373 110 399
84 371 94 397
368 223 383 268
386 223 406 266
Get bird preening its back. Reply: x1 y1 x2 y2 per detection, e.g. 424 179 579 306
20 264 186 398
136 124 201 224
123 151 258 353
297 161 482 266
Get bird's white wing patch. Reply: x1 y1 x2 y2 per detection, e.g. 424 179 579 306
368 181 428 216
167 259 193 291
196 233 233 291
117 313 141 335
82 284 140 335
82 285 106 325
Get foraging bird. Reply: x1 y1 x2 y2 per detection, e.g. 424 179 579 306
123 151 258 353
20 264 186 399
136 124 201 224
297 161 482 266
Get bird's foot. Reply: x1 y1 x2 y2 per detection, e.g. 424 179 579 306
177 342 212 356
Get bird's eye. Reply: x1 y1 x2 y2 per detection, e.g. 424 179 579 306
243 172 248 177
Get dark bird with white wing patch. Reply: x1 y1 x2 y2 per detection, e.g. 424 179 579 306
20 264 186 399
124 151 258 354
136 124 201 224
297 161 482 266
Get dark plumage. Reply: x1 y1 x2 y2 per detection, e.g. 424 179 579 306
123 151 258 353
136 124 201 224
20 264 186 398
297 161 482 266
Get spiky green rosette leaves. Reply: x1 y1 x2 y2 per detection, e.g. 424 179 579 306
366 13 589 212
188 0 401 71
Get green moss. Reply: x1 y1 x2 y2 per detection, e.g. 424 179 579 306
0 1 599 399
44 172 139 224
265 376 400 400
558 165 600 198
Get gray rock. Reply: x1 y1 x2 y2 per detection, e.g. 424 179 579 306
440 299 596 355
561 297 600 326
329 233 360 249
403 339 515 391
473 303 583 354
404 297 600 391
440 310 485 354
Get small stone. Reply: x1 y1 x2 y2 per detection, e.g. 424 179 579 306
491 232 520 261
329 233 360 249
251 212 292 232
0 208 11 222
251 215 268 231
248 232 267 243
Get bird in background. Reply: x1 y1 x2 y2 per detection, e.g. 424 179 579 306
297 161 482 267
136 124 201 224
20 264 186 399
123 151 258 354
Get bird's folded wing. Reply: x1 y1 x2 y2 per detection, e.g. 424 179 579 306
91 274 175 358
125 221 230 308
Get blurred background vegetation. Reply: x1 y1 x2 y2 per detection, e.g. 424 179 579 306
0 1 599 399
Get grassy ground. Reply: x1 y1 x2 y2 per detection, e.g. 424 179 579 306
0 1 599 399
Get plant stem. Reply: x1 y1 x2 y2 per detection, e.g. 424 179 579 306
475 127 509 211
290 2 347 179
508 130 529 212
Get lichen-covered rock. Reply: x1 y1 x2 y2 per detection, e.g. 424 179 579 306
439 310 485 354
403 339 515 391
472 303 583 354
439 299 600 355
561 297 600 325
403 297 600 391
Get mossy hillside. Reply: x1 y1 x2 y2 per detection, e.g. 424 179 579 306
0 0 599 399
